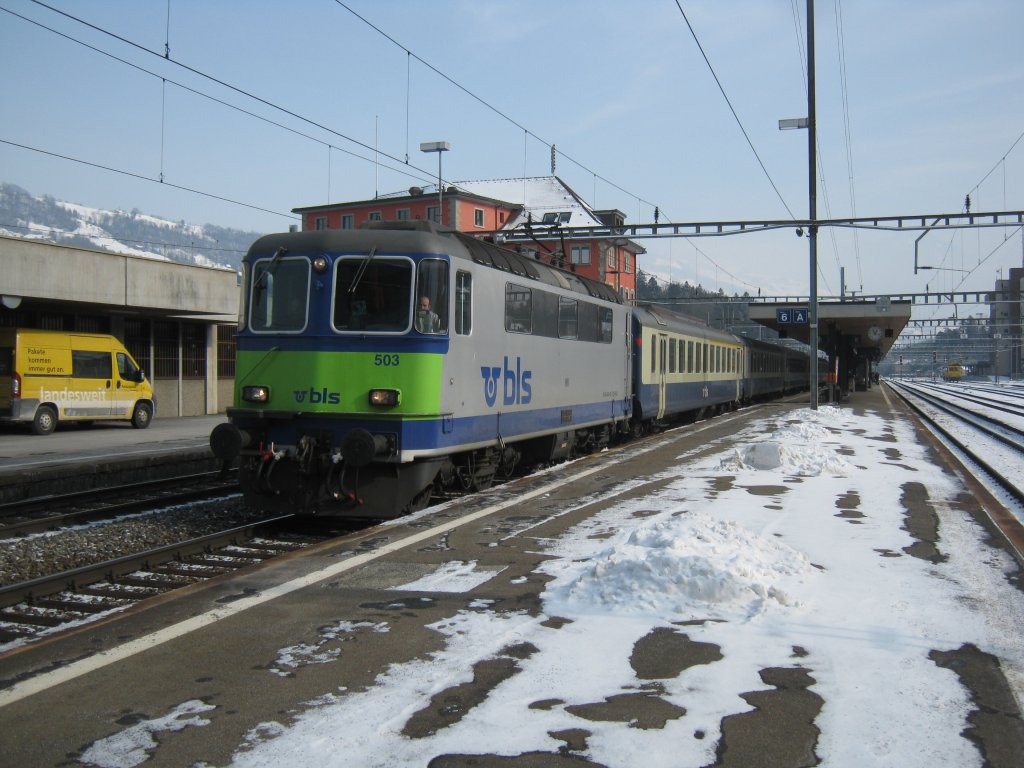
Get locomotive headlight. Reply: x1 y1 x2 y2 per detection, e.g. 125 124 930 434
312 255 329 273
368 389 401 407
242 385 270 403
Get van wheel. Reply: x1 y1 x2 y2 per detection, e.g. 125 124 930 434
32 406 58 436
131 402 153 429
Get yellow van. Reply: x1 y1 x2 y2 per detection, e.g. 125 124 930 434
0 329 156 435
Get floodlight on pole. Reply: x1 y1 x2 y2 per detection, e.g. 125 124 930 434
420 141 450 226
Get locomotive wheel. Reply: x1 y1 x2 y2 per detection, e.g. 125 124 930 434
404 483 434 514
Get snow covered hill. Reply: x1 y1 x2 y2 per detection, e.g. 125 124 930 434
0 182 264 270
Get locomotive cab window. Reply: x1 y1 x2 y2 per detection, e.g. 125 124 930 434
415 259 449 335
333 256 413 333
250 256 310 333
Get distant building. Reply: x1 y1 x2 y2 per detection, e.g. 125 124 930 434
988 266 1022 379
292 176 644 302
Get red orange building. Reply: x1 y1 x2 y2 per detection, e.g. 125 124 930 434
292 176 643 302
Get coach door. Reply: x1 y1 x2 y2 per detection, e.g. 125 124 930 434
657 334 668 419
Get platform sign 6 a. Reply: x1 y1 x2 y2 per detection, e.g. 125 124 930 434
776 307 809 324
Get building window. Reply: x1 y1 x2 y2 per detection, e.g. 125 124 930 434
542 212 572 225
217 325 236 377
124 318 150 375
624 254 632 273
341 214 354 230
153 321 179 378
397 208 410 221
314 217 328 230
426 205 440 224
570 245 591 265
474 208 484 227
182 323 206 378
368 211 382 222
499 211 506 224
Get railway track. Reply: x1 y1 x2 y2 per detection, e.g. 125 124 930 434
0 514 335 647
909 381 1024 421
0 470 240 538
886 380 1024 515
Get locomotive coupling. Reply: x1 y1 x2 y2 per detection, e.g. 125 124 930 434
210 422 252 462
339 428 390 467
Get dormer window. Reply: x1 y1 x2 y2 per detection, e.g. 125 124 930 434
542 212 571 225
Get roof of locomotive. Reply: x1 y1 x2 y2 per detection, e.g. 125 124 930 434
247 221 621 304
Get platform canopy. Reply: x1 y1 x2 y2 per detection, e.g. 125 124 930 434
748 298 912 360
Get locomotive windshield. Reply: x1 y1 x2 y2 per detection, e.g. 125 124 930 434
334 257 413 333
249 256 310 332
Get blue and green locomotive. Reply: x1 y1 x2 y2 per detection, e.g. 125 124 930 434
211 221 812 518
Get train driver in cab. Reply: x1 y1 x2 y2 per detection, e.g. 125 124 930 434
416 295 441 333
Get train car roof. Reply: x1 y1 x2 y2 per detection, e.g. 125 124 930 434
632 303 739 343
247 222 621 304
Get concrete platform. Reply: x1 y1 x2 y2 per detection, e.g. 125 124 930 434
0 415 228 501
1 390 1023 767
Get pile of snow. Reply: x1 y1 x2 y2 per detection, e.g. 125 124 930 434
545 513 811 620
718 406 851 475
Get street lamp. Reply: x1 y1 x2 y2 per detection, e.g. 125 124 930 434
420 141 450 226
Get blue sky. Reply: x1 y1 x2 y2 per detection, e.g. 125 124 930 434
2 0 1023 307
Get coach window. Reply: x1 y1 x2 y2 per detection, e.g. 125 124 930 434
558 297 578 339
251 256 310 332
505 283 533 334
416 259 449 335
668 339 676 372
455 271 472 335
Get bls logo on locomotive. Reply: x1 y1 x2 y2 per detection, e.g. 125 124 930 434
480 356 532 407
293 387 341 405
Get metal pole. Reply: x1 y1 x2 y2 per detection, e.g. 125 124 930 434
437 153 443 226
807 0 819 409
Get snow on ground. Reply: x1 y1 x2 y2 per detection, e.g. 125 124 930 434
216 404 1024 768
84 405 1024 767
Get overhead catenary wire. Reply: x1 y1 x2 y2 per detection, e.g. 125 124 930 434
0 137 296 220
21 0 443 189
22 0 679 229
673 0 797 221
329 0 674 222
